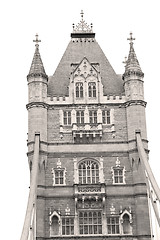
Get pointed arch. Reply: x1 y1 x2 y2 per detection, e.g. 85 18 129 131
120 209 132 235
50 211 61 236
78 158 100 184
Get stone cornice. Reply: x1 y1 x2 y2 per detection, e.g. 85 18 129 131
26 100 147 110
27 73 48 81
122 69 144 80
26 102 49 110
124 100 147 108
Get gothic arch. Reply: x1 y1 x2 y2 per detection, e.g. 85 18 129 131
49 211 61 236
120 209 132 235
78 158 100 184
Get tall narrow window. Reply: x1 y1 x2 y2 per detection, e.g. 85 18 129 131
50 215 59 236
88 84 92 97
78 159 99 184
63 111 71 125
76 111 84 124
79 211 102 234
62 218 74 235
93 84 96 97
102 110 111 124
76 83 83 98
88 82 96 97
123 214 130 234
107 217 120 234
55 169 64 184
89 110 97 124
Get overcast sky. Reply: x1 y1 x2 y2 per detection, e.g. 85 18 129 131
1 0 160 239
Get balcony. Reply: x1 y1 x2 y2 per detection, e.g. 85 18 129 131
72 123 103 139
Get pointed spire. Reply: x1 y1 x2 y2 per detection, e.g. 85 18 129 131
123 33 144 79
27 34 48 80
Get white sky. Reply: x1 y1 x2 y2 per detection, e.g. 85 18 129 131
1 0 160 239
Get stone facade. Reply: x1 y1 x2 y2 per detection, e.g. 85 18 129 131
27 15 151 240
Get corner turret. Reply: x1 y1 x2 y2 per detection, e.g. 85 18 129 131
123 33 147 141
27 34 48 103
123 33 144 101
27 34 48 143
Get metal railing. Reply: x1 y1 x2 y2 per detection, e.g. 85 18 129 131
20 133 40 240
136 132 160 227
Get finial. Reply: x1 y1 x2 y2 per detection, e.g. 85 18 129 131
116 157 121 167
33 33 41 47
122 56 127 66
72 11 93 34
127 32 135 45
81 10 84 20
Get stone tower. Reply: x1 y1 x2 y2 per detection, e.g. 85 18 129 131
27 13 151 240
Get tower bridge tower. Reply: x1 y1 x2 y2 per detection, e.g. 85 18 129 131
21 12 160 240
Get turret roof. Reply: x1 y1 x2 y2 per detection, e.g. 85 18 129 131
123 33 144 77
28 34 48 80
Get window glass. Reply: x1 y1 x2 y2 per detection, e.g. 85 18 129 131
62 218 74 235
102 110 111 124
76 83 83 98
78 160 99 184
107 217 120 234
79 211 102 235
63 111 71 125
88 82 96 98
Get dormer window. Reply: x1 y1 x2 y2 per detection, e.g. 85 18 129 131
88 82 96 97
76 111 84 124
76 83 83 98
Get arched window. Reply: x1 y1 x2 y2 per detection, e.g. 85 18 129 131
88 82 96 98
76 85 79 97
50 213 60 236
119 210 132 235
78 159 99 184
80 85 83 98
88 85 92 97
76 83 83 98
123 214 130 234
93 84 96 97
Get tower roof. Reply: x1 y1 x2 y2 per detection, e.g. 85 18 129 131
123 33 144 78
48 13 124 97
27 34 48 80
